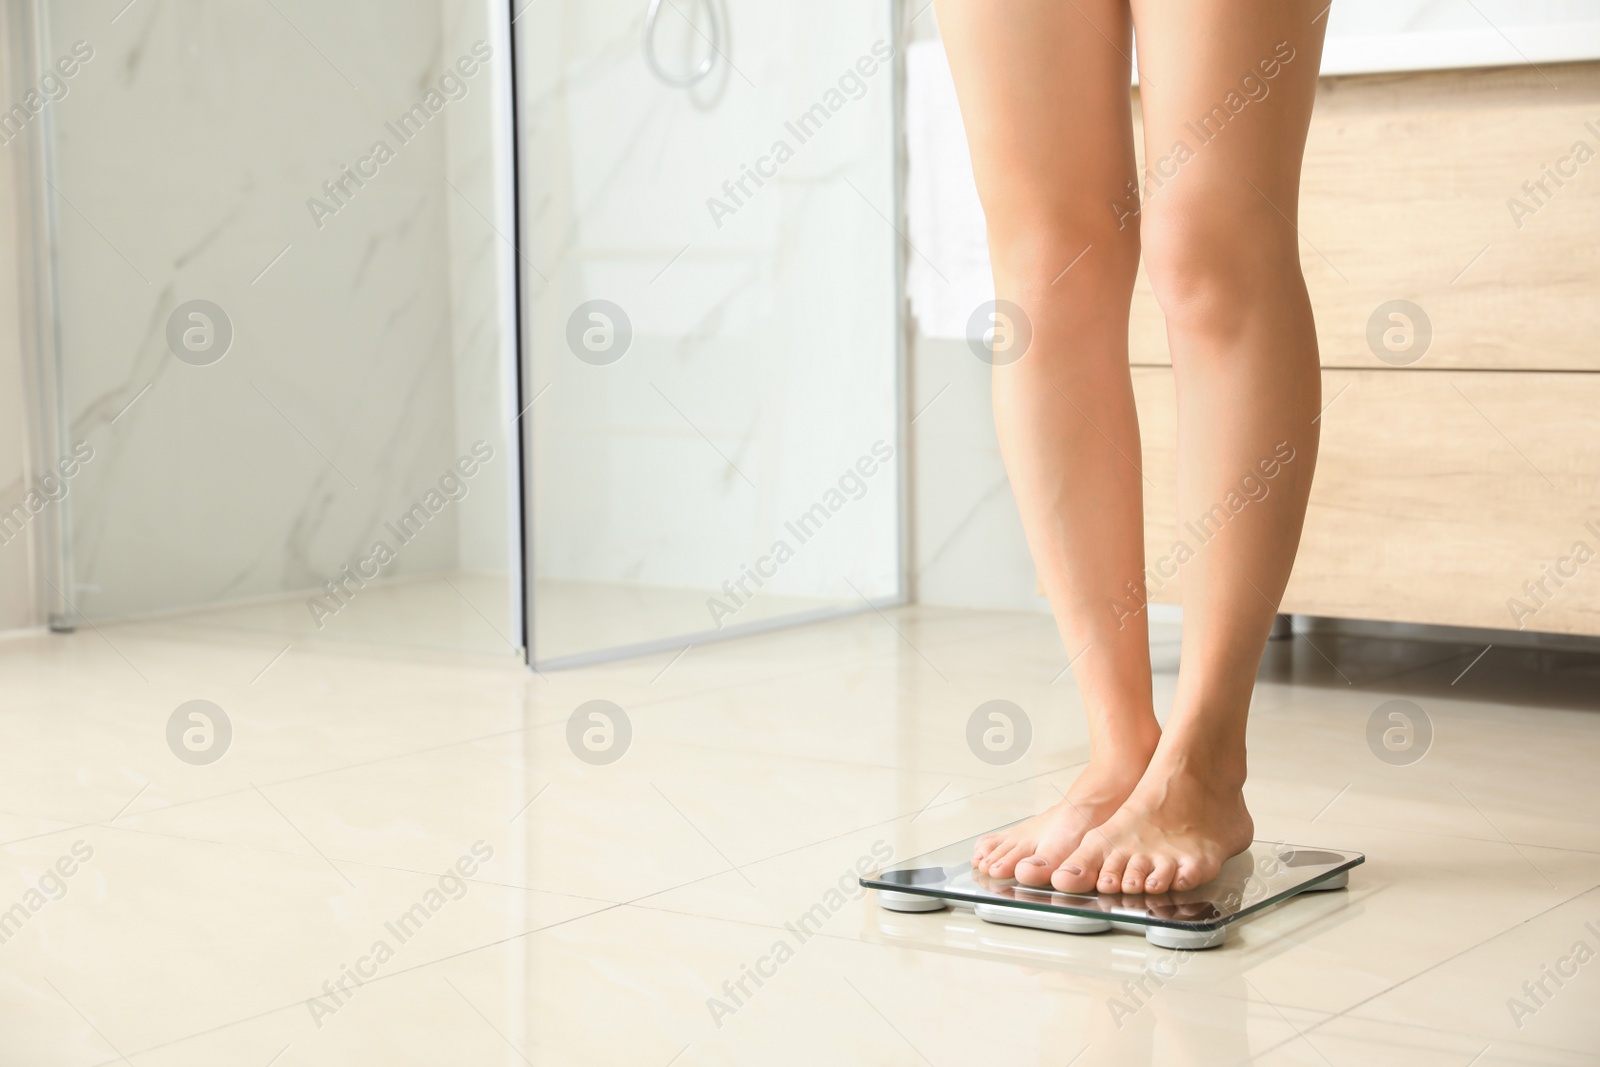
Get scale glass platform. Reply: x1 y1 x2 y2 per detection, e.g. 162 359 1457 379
861 832 1363 949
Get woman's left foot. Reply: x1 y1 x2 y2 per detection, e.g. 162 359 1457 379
1046 749 1255 895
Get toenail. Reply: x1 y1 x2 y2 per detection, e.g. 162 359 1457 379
1063 865 1082 876
1019 857 1045 866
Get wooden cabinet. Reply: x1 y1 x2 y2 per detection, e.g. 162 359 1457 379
1134 368 1600 635
1130 63 1600 637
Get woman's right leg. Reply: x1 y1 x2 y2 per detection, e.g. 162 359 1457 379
935 0 1161 885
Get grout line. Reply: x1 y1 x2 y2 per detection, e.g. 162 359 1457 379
1255 880 1600 1063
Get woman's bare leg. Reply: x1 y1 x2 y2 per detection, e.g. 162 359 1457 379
1050 0 1329 895
935 0 1164 886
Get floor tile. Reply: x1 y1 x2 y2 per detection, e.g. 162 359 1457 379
7 602 1598 1064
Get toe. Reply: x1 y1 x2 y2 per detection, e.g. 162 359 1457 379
1052 839 1105 894
1145 855 1178 894
1013 854 1052 885
975 830 1020 868
972 833 1003 868
1121 854 1154 894
1014 838 1071 887
986 842 1031 879
1173 855 1209 892
1097 849 1130 894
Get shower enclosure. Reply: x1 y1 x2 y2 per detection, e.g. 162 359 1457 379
8 0 522 656
515 0 904 666
6 0 904 667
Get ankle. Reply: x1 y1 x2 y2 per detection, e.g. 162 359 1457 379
1084 722 1162 778
1149 730 1249 792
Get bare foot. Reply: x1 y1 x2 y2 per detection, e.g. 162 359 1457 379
972 737 1157 887
1046 746 1255 895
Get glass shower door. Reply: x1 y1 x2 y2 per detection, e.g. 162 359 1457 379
515 0 904 666
27 0 522 656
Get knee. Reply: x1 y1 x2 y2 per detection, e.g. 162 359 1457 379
986 213 1140 303
1139 198 1301 335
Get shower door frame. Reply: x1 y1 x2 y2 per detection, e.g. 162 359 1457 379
5 0 75 634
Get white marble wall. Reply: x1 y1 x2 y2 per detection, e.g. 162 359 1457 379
40 0 515 620
519 3 901 625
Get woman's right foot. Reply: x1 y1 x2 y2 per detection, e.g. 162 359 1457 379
972 735 1159 887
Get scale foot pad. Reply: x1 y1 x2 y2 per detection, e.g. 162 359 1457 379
974 903 1228 947
877 890 948 913
974 903 1110 935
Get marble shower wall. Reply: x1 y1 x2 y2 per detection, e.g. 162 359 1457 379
518 1 901 620
42 0 514 621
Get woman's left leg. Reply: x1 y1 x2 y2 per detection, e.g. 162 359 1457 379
1050 0 1330 895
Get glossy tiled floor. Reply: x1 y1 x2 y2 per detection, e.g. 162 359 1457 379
4 605 1599 1065
160 571 855 667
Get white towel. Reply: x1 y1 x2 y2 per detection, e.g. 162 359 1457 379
905 39 992 340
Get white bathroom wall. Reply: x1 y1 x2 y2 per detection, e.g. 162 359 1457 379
520 1 901 634
39 0 515 624
911 336 1045 614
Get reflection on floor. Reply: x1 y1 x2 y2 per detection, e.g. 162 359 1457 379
144 572 868 665
3 606 1598 1065
155 572 518 659
531 579 857 665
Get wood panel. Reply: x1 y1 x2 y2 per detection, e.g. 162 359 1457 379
1132 367 1600 636
1129 61 1600 372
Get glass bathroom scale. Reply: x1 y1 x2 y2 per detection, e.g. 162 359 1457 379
861 831 1363 949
